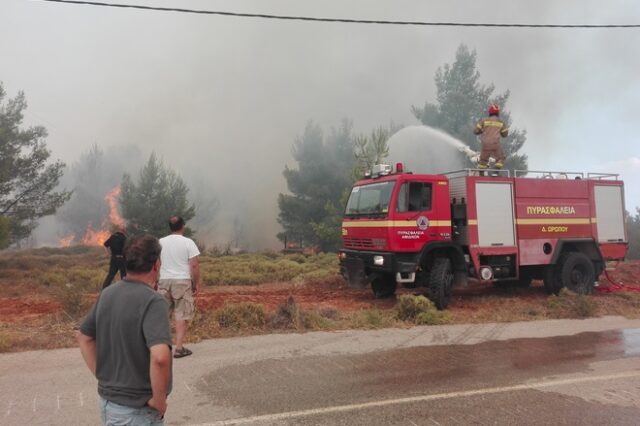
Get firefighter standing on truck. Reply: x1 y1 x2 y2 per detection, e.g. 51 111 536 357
474 104 508 170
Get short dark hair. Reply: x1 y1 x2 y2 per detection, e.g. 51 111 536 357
124 235 162 273
168 216 185 232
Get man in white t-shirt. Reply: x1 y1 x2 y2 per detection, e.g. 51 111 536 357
158 216 200 358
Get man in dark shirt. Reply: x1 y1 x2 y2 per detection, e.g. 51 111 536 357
78 235 172 425
102 225 127 289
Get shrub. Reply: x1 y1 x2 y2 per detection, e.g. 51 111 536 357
215 303 266 329
353 309 390 328
548 288 597 318
300 310 331 330
574 294 597 317
395 294 449 325
272 296 302 329
55 282 90 318
41 271 66 287
415 310 450 325
319 307 340 320
396 295 434 321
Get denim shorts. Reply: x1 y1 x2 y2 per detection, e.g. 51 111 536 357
99 397 163 426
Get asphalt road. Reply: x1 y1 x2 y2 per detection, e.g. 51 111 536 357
1 316 640 426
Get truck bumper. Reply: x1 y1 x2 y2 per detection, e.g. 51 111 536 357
339 249 419 288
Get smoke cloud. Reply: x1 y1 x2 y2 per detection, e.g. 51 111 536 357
2 0 639 248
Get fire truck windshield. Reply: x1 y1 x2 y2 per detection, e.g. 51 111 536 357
344 181 396 217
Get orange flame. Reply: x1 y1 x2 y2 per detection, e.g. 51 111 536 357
59 235 74 247
105 186 125 228
58 185 124 247
81 224 111 246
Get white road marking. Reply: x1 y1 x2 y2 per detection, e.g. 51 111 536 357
185 381 193 393
79 392 84 407
33 396 37 412
57 394 60 410
190 370 640 426
408 420 418 426
6 400 13 417
201 378 209 387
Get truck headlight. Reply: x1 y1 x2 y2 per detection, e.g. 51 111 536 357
480 267 493 280
373 255 384 266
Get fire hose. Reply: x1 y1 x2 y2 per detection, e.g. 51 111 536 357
597 264 640 293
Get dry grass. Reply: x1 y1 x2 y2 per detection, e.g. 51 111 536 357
0 248 639 353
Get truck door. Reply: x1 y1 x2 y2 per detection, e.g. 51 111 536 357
475 182 515 247
393 180 437 250
593 184 626 242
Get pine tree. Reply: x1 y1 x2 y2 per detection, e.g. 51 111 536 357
0 83 70 247
120 153 195 237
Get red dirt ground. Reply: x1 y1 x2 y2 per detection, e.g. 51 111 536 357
1 261 639 323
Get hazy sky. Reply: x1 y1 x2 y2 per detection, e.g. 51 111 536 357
2 0 639 248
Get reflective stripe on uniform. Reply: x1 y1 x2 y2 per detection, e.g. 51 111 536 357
483 120 504 128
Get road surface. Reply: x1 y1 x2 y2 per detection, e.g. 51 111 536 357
1 316 640 425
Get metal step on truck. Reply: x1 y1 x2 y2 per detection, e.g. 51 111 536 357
339 163 628 309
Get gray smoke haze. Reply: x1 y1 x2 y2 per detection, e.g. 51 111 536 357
2 0 640 248
388 126 467 174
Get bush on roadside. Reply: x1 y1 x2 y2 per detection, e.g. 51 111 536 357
271 296 303 329
270 296 332 330
415 310 450 325
547 288 597 318
215 303 266 329
352 309 392 329
395 295 449 325
54 282 90 318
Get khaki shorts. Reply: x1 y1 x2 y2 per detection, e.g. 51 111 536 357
158 279 195 321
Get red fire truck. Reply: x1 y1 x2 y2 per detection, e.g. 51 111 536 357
339 164 628 309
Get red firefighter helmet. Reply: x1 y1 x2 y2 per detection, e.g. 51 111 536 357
488 104 500 115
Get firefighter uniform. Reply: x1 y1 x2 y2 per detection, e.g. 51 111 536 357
474 116 508 169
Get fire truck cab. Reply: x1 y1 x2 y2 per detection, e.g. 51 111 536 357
339 164 628 309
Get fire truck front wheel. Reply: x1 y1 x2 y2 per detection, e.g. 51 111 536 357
429 257 453 310
557 252 596 295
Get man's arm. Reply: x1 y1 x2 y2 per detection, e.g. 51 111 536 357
76 331 97 376
147 344 171 417
189 256 200 295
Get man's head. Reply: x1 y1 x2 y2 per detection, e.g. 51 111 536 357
488 104 500 116
124 235 162 274
168 216 185 233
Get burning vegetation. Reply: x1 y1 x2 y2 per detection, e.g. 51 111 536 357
59 186 124 247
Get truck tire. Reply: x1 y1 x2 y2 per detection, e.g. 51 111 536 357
543 265 560 295
557 252 596 295
429 257 453 310
371 272 397 298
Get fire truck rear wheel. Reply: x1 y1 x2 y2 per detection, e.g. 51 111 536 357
557 252 595 295
371 273 397 298
429 257 453 310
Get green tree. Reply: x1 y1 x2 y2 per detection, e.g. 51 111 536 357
412 44 528 172
627 208 640 260
353 126 391 179
278 120 355 251
0 83 70 246
120 153 195 237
